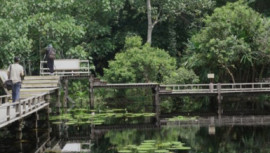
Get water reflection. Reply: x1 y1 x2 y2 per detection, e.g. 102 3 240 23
2 115 270 153
0 128 50 153
46 116 270 153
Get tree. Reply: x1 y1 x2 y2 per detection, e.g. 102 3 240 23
0 0 32 68
184 1 270 82
104 36 176 83
142 0 215 45
0 0 87 72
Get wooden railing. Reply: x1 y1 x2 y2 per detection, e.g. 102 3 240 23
0 93 50 128
40 59 90 75
0 95 11 105
161 82 270 94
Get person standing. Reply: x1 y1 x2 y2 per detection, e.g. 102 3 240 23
45 44 56 75
7 57 24 102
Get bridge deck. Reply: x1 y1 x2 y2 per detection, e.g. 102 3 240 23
0 76 60 128
94 83 158 88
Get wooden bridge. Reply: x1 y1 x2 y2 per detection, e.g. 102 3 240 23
0 76 60 129
159 83 270 95
1 71 270 129
91 79 270 123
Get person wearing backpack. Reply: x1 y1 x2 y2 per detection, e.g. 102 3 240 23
45 44 56 75
7 57 24 102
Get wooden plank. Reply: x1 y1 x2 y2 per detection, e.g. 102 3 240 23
22 80 59 83
22 84 58 88
24 76 60 80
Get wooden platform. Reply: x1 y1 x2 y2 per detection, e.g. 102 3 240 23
0 76 60 128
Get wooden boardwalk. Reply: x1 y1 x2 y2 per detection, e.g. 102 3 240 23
0 76 60 128
91 78 270 95
160 82 270 95
2 74 270 129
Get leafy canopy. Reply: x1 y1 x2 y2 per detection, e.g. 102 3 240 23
104 36 176 83
185 0 270 82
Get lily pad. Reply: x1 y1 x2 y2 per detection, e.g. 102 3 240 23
118 150 132 153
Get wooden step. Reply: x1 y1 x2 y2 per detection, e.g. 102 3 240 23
20 88 58 94
22 80 59 84
24 76 60 80
22 84 58 88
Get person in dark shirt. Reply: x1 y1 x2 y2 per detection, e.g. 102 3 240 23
45 44 56 75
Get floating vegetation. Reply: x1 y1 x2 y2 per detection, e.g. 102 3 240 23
118 150 132 153
119 140 191 153
50 108 155 126
168 116 197 122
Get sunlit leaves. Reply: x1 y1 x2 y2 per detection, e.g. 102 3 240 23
104 36 176 83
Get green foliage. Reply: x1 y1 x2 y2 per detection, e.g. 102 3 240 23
129 0 215 21
164 67 199 84
104 36 176 83
66 45 89 59
124 36 143 49
0 0 32 68
185 0 270 82
105 127 196 153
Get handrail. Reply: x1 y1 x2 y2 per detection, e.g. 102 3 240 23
0 95 11 105
0 93 51 129
161 82 270 93
40 59 90 76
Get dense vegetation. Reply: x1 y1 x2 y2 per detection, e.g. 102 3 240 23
1 0 270 112
0 0 269 80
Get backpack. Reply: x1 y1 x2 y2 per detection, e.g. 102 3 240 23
48 48 56 59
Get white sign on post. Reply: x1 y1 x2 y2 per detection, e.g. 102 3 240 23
207 73 215 79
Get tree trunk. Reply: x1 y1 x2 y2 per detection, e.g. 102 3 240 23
222 64 235 83
147 0 153 45
259 64 265 81
252 65 256 82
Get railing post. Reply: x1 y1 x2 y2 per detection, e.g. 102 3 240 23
5 96 8 104
209 83 214 93
34 97 38 109
6 105 10 121
23 100 26 114
28 99 31 112
17 100 22 117
45 94 51 103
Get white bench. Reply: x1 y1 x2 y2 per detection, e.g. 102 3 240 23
40 59 90 75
